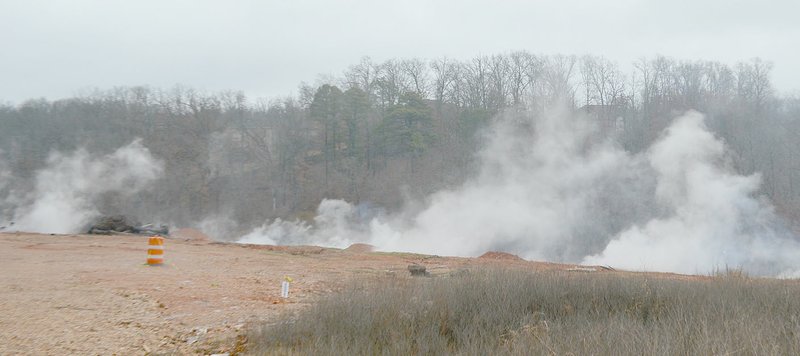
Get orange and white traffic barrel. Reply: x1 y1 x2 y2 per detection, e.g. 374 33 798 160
147 236 164 265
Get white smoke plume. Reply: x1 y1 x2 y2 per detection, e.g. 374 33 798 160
196 214 241 241
583 112 800 276
369 107 645 261
8 139 163 234
237 108 800 276
238 199 372 246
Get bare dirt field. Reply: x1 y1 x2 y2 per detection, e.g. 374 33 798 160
0 230 692 355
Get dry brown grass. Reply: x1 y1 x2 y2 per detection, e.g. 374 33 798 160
249 268 800 355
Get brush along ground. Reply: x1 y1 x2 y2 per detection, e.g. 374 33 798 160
252 269 800 355
0 232 592 355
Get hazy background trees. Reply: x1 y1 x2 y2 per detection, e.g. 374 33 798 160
1 52 798 234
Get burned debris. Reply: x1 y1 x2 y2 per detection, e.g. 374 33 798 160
87 215 169 236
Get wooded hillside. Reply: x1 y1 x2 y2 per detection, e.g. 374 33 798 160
2 53 798 235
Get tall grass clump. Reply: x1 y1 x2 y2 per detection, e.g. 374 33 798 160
249 269 800 355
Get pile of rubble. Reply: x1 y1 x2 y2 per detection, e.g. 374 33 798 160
87 215 169 236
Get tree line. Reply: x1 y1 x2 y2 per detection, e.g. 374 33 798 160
1 52 799 232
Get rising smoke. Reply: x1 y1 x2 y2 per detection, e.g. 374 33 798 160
238 199 374 246
1 139 163 234
583 112 800 276
237 108 800 276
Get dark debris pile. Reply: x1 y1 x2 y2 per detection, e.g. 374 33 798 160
87 215 168 236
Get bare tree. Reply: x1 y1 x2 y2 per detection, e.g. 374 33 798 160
430 57 457 104
542 55 578 106
400 58 430 98
737 58 774 111
508 51 536 108
465 56 491 110
580 55 627 107
343 56 378 101
488 54 510 110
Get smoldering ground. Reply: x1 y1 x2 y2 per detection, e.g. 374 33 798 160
2 105 798 277
0 140 163 234
237 107 800 277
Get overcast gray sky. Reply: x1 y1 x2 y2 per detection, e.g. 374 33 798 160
1 0 798 104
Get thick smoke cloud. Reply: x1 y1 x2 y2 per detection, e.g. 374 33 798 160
237 108 800 276
3 140 162 234
583 113 800 276
370 107 649 261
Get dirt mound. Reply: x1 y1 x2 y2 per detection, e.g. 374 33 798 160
479 251 524 261
345 243 375 253
171 228 212 242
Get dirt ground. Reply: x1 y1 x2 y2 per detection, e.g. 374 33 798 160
0 229 691 355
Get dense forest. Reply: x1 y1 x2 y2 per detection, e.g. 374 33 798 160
1 52 799 238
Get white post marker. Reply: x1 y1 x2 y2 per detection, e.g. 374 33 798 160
281 276 293 298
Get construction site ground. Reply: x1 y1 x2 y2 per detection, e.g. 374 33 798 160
0 230 697 355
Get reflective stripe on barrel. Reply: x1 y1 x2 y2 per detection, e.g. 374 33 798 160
147 236 164 265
